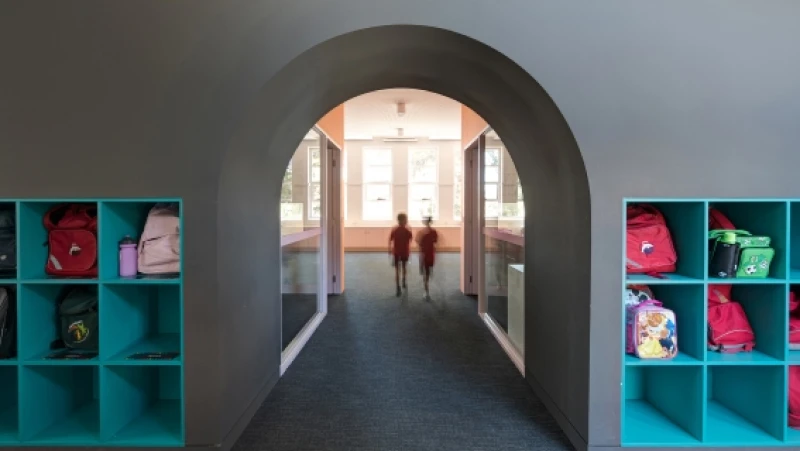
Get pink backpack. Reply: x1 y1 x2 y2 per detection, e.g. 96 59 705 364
138 203 180 274
626 300 678 359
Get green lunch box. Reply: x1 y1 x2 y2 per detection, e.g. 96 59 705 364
736 244 775 278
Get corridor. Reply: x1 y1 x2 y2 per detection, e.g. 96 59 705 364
233 253 570 451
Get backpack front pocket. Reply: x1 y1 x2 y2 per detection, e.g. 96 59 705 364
48 229 97 273
60 309 98 350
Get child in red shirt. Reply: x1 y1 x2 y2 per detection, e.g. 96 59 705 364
415 216 439 301
389 213 413 296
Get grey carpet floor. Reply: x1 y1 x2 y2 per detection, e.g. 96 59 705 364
233 253 572 451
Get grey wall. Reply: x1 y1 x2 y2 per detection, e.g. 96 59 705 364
1 1 799 450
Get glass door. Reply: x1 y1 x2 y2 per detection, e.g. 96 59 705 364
478 129 526 369
280 128 327 371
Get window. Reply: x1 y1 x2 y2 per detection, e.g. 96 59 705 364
454 149 463 220
484 148 501 218
362 148 393 220
280 162 302 220
308 147 321 219
408 147 438 219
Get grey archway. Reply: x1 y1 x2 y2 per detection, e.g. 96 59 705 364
217 25 591 447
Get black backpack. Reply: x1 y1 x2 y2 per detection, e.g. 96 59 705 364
51 286 99 352
0 208 15 275
0 287 17 359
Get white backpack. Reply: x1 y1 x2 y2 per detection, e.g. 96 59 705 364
138 203 180 274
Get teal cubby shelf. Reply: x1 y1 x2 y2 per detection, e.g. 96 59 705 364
0 198 184 447
622 199 799 447
102 366 182 445
101 284 181 364
0 366 18 442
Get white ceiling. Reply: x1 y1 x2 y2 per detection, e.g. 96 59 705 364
344 89 461 140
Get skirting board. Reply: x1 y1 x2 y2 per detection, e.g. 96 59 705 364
526 372 588 451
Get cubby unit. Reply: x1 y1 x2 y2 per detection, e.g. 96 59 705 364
623 199 798 447
0 197 184 447
18 283 99 363
101 283 181 363
0 366 18 444
708 201 788 282
99 201 181 282
102 365 183 444
625 201 706 283
19 365 100 444
706 365 785 444
18 201 99 281
707 284 786 365
622 365 703 446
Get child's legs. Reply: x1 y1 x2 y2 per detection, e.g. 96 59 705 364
401 260 407 282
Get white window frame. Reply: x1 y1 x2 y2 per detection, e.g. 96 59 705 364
362 147 393 221
280 161 303 221
484 147 501 219
308 146 321 220
408 147 439 220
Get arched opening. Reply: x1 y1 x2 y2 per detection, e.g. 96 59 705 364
217 24 591 448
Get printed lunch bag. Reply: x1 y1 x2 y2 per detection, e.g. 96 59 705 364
626 204 677 276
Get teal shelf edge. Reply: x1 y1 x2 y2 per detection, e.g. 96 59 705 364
622 198 800 448
0 198 185 447
625 354 702 366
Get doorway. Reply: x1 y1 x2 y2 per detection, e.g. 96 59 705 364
218 25 591 450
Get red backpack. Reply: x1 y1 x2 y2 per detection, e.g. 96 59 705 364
707 284 755 353
626 204 677 274
790 366 800 429
709 208 737 230
43 204 98 278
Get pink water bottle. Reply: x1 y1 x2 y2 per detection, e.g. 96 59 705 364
119 236 138 278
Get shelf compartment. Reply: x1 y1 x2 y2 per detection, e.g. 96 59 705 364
655 284 705 362
707 284 786 364
623 366 703 445
790 202 800 279
626 201 706 282
709 201 788 280
19 365 100 444
0 202 17 280
102 365 182 444
18 201 99 281
0 366 18 443
0 284 17 364
706 365 784 444
18 284 100 362
99 201 180 281
101 284 181 363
